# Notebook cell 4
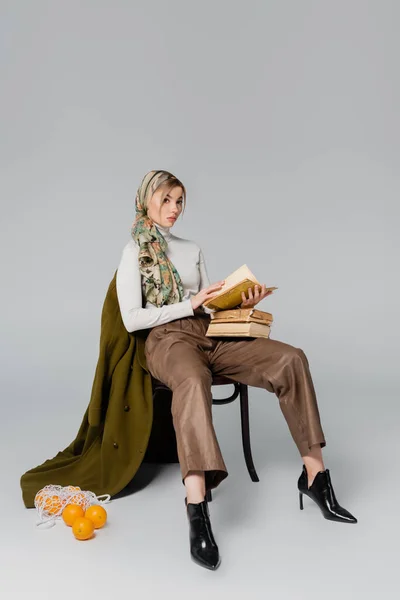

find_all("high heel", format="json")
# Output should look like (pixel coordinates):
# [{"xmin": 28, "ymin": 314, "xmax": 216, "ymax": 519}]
[
  {"xmin": 298, "ymin": 465, "xmax": 358, "ymax": 524},
  {"xmin": 185, "ymin": 497, "xmax": 221, "ymax": 570}
]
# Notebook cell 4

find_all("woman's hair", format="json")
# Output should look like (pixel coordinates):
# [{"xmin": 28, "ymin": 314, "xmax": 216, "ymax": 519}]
[
  {"xmin": 131, "ymin": 170, "xmax": 187, "ymax": 307},
  {"xmin": 143, "ymin": 170, "xmax": 187, "ymax": 216}
]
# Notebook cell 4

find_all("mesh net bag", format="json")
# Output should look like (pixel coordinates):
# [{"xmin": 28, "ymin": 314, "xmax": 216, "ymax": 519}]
[{"xmin": 34, "ymin": 484, "xmax": 111, "ymax": 529}]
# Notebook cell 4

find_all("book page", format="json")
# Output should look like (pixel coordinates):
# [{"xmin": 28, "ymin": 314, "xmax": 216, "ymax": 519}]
[{"xmin": 221, "ymin": 264, "xmax": 259, "ymax": 291}]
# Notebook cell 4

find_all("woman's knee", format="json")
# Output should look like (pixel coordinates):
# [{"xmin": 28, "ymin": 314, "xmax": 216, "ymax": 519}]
[
  {"xmin": 282, "ymin": 345, "xmax": 308, "ymax": 365},
  {"xmin": 294, "ymin": 347, "xmax": 307, "ymax": 360}
]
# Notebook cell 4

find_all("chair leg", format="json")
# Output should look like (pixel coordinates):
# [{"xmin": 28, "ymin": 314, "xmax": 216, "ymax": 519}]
[
  {"xmin": 206, "ymin": 489, "xmax": 213, "ymax": 503},
  {"xmin": 239, "ymin": 383, "xmax": 259, "ymax": 482}
]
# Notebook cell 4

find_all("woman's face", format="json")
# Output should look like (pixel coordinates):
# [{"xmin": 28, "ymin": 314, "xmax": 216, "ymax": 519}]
[{"xmin": 147, "ymin": 185, "xmax": 184, "ymax": 228}]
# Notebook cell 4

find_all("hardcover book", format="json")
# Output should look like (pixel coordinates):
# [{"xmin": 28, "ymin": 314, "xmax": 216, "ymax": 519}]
[
  {"xmin": 210, "ymin": 307, "xmax": 273, "ymax": 324},
  {"xmin": 206, "ymin": 321, "xmax": 271, "ymax": 339}
]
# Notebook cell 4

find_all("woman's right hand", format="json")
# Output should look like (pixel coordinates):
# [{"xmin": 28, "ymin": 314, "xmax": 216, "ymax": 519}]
[{"xmin": 190, "ymin": 281, "xmax": 225, "ymax": 310}]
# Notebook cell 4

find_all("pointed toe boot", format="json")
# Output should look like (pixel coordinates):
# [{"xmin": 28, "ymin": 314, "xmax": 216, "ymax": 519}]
[
  {"xmin": 298, "ymin": 465, "xmax": 358, "ymax": 524},
  {"xmin": 185, "ymin": 497, "xmax": 221, "ymax": 570}
]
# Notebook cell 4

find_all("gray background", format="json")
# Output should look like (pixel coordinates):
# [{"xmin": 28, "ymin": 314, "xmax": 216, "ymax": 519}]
[{"xmin": 1, "ymin": 1, "xmax": 398, "ymax": 598}]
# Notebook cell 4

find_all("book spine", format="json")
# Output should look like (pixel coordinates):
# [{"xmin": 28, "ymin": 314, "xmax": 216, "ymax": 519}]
[
  {"xmin": 211, "ymin": 308, "xmax": 273, "ymax": 321},
  {"xmin": 211, "ymin": 317, "xmax": 272, "ymax": 325}
]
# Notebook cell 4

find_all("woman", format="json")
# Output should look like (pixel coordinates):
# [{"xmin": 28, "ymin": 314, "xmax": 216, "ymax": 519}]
[{"xmin": 116, "ymin": 169, "xmax": 357, "ymax": 571}]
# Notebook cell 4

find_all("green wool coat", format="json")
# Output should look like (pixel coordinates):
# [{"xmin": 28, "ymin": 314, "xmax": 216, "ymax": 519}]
[{"xmin": 20, "ymin": 272, "xmax": 178, "ymax": 508}]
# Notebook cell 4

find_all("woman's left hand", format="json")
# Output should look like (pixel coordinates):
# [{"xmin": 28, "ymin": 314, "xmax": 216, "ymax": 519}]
[{"xmin": 240, "ymin": 284, "xmax": 273, "ymax": 309}]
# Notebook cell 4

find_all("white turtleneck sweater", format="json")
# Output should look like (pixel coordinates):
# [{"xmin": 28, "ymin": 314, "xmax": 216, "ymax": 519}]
[{"xmin": 116, "ymin": 224, "xmax": 214, "ymax": 332}]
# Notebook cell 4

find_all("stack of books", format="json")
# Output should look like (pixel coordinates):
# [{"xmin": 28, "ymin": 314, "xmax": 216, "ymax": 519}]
[
  {"xmin": 203, "ymin": 265, "xmax": 277, "ymax": 339},
  {"xmin": 206, "ymin": 307, "xmax": 273, "ymax": 338}
]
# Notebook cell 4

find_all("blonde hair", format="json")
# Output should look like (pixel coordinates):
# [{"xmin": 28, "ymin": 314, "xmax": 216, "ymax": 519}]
[{"xmin": 143, "ymin": 170, "xmax": 187, "ymax": 217}]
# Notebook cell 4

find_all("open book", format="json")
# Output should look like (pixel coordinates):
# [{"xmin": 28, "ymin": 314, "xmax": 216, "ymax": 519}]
[{"xmin": 203, "ymin": 264, "xmax": 278, "ymax": 311}]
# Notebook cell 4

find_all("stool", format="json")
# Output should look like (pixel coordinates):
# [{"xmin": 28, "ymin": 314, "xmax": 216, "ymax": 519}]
[{"xmin": 151, "ymin": 374, "xmax": 259, "ymax": 502}]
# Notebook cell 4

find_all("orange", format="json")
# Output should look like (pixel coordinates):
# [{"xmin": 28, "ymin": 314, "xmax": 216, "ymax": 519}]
[
  {"xmin": 72, "ymin": 517, "xmax": 95, "ymax": 540},
  {"xmin": 84, "ymin": 505, "xmax": 107, "ymax": 529},
  {"xmin": 44, "ymin": 495, "xmax": 63, "ymax": 515},
  {"xmin": 62, "ymin": 503, "xmax": 85, "ymax": 526},
  {"xmin": 34, "ymin": 492, "xmax": 44, "ymax": 506},
  {"xmin": 68, "ymin": 492, "xmax": 87, "ymax": 506}
]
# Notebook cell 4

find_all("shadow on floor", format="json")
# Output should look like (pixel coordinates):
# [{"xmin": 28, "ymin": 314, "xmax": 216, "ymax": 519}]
[{"xmin": 112, "ymin": 462, "xmax": 165, "ymax": 500}]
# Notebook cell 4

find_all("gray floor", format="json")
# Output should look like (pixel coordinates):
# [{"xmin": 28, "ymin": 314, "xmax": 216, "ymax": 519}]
[{"xmin": 1, "ymin": 381, "xmax": 397, "ymax": 600}]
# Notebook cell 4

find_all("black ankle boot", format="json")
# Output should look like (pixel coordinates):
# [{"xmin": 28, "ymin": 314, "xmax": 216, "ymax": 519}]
[
  {"xmin": 185, "ymin": 497, "xmax": 221, "ymax": 570},
  {"xmin": 298, "ymin": 465, "xmax": 358, "ymax": 523}
]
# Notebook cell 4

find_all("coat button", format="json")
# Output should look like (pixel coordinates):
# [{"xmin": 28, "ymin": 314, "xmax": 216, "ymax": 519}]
[
  {"xmin": 124, "ymin": 405, "xmax": 130, "ymax": 412},
  {"xmin": 113, "ymin": 442, "xmax": 119, "ymax": 449}
]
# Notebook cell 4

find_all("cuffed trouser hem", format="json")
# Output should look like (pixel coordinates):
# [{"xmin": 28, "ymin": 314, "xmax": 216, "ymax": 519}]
[
  {"xmin": 181, "ymin": 467, "xmax": 229, "ymax": 492},
  {"xmin": 296, "ymin": 437, "xmax": 327, "ymax": 457}
]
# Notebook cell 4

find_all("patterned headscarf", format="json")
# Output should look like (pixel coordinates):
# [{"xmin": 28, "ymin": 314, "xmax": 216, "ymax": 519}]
[{"xmin": 131, "ymin": 170, "xmax": 185, "ymax": 307}]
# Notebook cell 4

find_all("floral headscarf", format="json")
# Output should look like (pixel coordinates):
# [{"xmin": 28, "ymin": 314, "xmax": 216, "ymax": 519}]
[{"xmin": 131, "ymin": 170, "xmax": 185, "ymax": 307}]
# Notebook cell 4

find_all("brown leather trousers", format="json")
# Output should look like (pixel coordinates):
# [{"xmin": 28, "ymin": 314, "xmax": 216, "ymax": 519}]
[{"xmin": 144, "ymin": 309, "xmax": 326, "ymax": 492}]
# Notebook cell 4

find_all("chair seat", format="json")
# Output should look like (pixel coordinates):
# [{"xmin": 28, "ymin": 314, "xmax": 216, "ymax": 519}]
[
  {"xmin": 152, "ymin": 373, "xmax": 238, "ymax": 390},
  {"xmin": 211, "ymin": 374, "xmax": 238, "ymax": 386}
]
